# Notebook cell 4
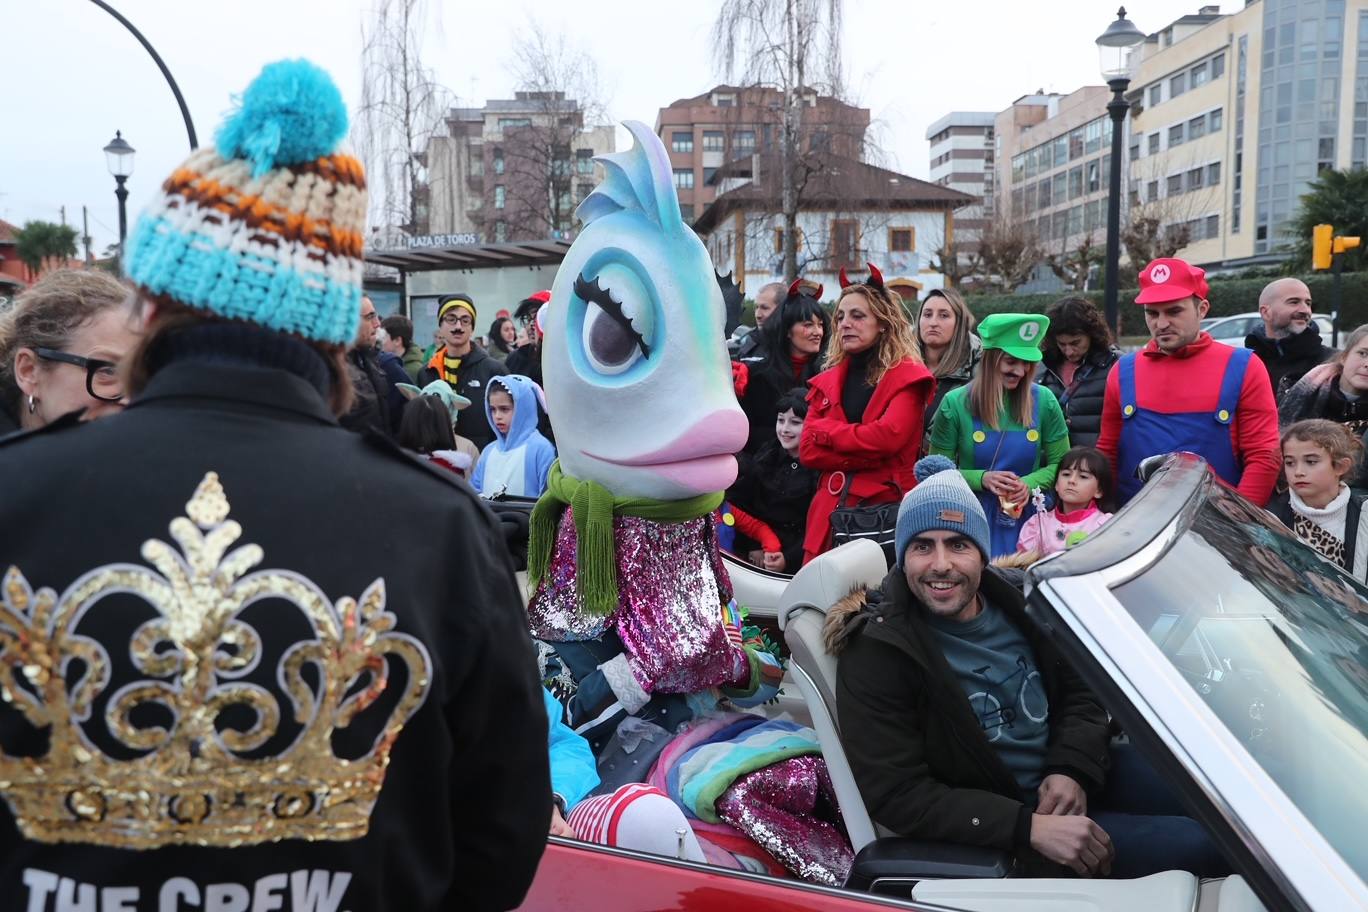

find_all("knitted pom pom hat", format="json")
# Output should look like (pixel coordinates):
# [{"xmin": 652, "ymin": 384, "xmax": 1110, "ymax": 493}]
[
  {"xmin": 124, "ymin": 59, "xmax": 366, "ymax": 346},
  {"xmin": 894, "ymin": 455, "xmax": 991, "ymax": 565}
]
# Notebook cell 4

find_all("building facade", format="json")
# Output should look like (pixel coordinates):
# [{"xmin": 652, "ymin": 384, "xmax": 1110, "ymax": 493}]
[
  {"xmin": 421, "ymin": 92, "xmax": 614, "ymax": 243},
  {"xmin": 692, "ymin": 154, "xmax": 973, "ymax": 299},
  {"xmin": 997, "ymin": 87, "xmax": 1119, "ymax": 273},
  {"xmin": 1128, "ymin": 0, "xmax": 1368, "ymax": 270},
  {"xmin": 655, "ymin": 85, "xmax": 870, "ymax": 224},
  {"xmin": 925, "ymin": 111, "xmax": 996, "ymax": 260}
]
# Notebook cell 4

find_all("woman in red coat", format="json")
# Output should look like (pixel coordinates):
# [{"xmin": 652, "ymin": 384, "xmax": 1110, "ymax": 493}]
[{"xmin": 800, "ymin": 266, "xmax": 935, "ymax": 563}]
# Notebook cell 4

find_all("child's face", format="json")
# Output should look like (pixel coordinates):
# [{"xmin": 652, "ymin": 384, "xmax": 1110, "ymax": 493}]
[
  {"xmin": 1283, "ymin": 437, "xmax": 1348, "ymax": 504},
  {"xmin": 775, "ymin": 409, "xmax": 804, "ymax": 453},
  {"xmin": 489, "ymin": 389, "xmax": 515, "ymax": 436},
  {"xmin": 1056, "ymin": 462, "xmax": 1101, "ymax": 509}
]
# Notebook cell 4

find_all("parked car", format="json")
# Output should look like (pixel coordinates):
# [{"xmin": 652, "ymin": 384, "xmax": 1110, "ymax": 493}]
[
  {"xmin": 511, "ymin": 452, "xmax": 1367, "ymax": 911},
  {"xmin": 1201, "ymin": 312, "xmax": 1339, "ymax": 346}
]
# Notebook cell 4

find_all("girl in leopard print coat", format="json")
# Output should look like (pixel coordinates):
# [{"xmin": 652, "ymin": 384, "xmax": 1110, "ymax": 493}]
[{"xmin": 1266, "ymin": 419, "xmax": 1368, "ymax": 580}]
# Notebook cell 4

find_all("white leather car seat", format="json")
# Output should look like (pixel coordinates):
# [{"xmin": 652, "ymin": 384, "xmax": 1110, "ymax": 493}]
[
  {"xmin": 777, "ymin": 539, "xmax": 888, "ymax": 852},
  {"xmin": 912, "ymin": 870, "xmax": 1199, "ymax": 912}
]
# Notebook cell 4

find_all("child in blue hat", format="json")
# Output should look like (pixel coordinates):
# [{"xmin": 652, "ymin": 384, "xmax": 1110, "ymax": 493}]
[{"xmin": 928, "ymin": 313, "xmax": 1072, "ymax": 558}]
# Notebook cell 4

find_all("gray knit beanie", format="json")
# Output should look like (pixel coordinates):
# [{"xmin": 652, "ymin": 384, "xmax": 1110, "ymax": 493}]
[{"xmin": 894, "ymin": 455, "xmax": 991, "ymax": 564}]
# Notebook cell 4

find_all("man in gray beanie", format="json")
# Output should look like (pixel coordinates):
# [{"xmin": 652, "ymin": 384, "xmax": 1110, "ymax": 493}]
[{"xmin": 825, "ymin": 456, "xmax": 1228, "ymax": 879}]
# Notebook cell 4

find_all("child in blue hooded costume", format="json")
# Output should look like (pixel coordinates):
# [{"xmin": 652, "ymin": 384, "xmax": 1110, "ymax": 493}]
[{"xmin": 472, "ymin": 374, "xmax": 557, "ymax": 498}]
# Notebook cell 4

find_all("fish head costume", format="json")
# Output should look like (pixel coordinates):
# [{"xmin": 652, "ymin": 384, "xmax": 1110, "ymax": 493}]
[{"xmin": 541, "ymin": 121, "xmax": 747, "ymax": 501}]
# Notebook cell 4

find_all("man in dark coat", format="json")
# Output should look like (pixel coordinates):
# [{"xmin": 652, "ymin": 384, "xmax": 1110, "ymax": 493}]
[
  {"xmin": 504, "ymin": 291, "xmax": 549, "ymax": 388},
  {"xmin": 341, "ymin": 295, "xmax": 397, "ymax": 437},
  {"xmin": 0, "ymin": 59, "xmax": 549, "ymax": 912},
  {"xmin": 1245, "ymin": 277, "xmax": 1334, "ymax": 400},
  {"xmin": 827, "ymin": 456, "xmax": 1228, "ymax": 879},
  {"xmin": 418, "ymin": 294, "xmax": 508, "ymax": 449}
]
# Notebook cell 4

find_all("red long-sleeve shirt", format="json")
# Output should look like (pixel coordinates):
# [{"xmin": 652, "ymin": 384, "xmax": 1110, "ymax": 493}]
[{"xmin": 1096, "ymin": 332, "xmax": 1281, "ymax": 506}]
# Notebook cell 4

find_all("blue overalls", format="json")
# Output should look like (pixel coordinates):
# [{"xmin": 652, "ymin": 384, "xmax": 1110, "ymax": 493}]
[
  {"xmin": 1116, "ymin": 347, "xmax": 1251, "ymax": 502},
  {"xmin": 972, "ymin": 388, "xmax": 1043, "ymax": 558}
]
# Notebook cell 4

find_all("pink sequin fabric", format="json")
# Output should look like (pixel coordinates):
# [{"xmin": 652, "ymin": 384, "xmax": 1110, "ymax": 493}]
[
  {"xmin": 526, "ymin": 510, "xmax": 747, "ymax": 694},
  {"xmin": 716, "ymin": 756, "xmax": 854, "ymax": 886}
]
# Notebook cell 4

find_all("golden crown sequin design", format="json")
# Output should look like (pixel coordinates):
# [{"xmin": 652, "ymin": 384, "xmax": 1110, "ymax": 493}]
[{"xmin": 0, "ymin": 472, "xmax": 432, "ymax": 848}]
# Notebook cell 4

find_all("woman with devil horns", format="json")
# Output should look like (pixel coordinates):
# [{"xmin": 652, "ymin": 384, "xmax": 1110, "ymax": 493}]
[
  {"xmin": 799, "ymin": 264, "xmax": 935, "ymax": 563},
  {"xmin": 736, "ymin": 280, "xmax": 831, "ymax": 453}
]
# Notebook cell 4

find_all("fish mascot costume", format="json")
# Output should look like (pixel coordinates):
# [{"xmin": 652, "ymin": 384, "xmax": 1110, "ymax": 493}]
[{"xmin": 526, "ymin": 123, "xmax": 850, "ymax": 884}]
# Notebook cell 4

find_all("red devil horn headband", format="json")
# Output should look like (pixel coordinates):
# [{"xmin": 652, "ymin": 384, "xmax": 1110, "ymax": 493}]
[
  {"xmin": 787, "ymin": 279, "xmax": 804, "ymax": 299},
  {"xmin": 866, "ymin": 262, "xmax": 884, "ymax": 288},
  {"xmin": 838, "ymin": 267, "xmax": 851, "ymax": 289}
]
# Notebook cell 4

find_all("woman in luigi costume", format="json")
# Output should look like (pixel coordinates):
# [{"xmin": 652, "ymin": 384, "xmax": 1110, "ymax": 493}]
[{"xmin": 929, "ymin": 312, "xmax": 1072, "ymax": 557}]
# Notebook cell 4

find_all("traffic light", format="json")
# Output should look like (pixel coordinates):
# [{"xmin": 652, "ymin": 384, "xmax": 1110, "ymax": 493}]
[
  {"xmin": 1313, "ymin": 224, "xmax": 1333, "ymax": 270},
  {"xmin": 1334, "ymin": 235, "xmax": 1361, "ymax": 255}
]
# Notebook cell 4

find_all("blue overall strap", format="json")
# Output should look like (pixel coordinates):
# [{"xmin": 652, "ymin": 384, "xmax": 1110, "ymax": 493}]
[
  {"xmin": 1214, "ymin": 347, "xmax": 1252, "ymax": 426},
  {"xmin": 1117, "ymin": 353, "xmax": 1139, "ymax": 420}
]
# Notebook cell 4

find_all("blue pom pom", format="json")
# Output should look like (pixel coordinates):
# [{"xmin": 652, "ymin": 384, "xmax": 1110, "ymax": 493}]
[
  {"xmin": 914, "ymin": 454, "xmax": 957, "ymax": 483},
  {"xmin": 216, "ymin": 59, "xmax": 348, "ymax": 178}
]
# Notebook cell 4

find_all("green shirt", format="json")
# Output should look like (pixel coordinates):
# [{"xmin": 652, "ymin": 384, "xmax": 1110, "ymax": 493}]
[{"xmin": 929, "ymin": 383, "xmax": 1070, "ymax": 493}]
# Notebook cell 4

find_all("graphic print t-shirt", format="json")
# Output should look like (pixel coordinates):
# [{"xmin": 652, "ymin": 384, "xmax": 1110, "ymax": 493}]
[{"xmin": 929, "ymin": 598, "xmax": 1050, "ymax": 795}]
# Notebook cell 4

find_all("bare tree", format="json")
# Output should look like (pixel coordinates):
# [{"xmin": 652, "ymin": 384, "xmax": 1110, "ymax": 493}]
[
  {"xmin": 1123, "ymin": 154, "xmax": 1222, "ymax": 271},
  {"xmin": 974, "ymin": 210, "xmax": 1044, "ymax": 293},
  {"xmin": 1045, "ymin": 232, "xmax": 1103, "ymax": 291},
  {"xmin": 353, "ymin": 0, "xmax": 452, "ymax": 235},
  {"xmin": 496, "ymin": 22, "xmax": 609, "ymax": 241},
  {"xmin": 713, "ymin": 0, "xmax": 846, "ymax": 280}
]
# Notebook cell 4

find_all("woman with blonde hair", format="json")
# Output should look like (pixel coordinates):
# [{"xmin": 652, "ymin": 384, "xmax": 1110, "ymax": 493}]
[
  {"xmin": 799, "ymin": 265, "xmax": 934, "ymax": 563},
  {"xmin": 930, "ymin": 312, "xmax": 1071, "ymax": 557},
  {"xmin": 917, "ymin": 286, "xmax": 981, "ymax": 433},
  {"xmin": 0, "ymin": 268, "xmax": 138, "ymax": 434}
]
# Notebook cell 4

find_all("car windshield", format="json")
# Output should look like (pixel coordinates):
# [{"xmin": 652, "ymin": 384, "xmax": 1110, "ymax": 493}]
[{"xmin": 1110, "ymin": 484, "xmax": 1368, "ymax": 878}]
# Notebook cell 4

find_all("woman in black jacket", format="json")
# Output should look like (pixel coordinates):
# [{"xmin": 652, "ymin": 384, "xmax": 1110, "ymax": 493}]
[
  {"xmin": 1036, "ymin": 296, "xmax": 1119, "ymax": 449},
  {"xmin": 736, "ymin": 284, "xmax": 830, "ymax": 453},
  {"xmin": 728, "ymin": 388, "xmax": 819, "ymax": 573}
]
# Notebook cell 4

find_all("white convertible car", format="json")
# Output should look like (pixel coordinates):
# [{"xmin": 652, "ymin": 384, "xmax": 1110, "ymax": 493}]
[{"xmin": 501, "ymin": 451, "xmax": 1368, "ymax": 912}]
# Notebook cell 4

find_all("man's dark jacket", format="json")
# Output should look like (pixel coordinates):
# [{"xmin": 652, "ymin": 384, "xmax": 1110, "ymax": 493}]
[
  {"xmin": 0, "ymin": 333, "xmax": 549, "ymax": 912},
  {"xmin": 1245, "ymin": 324, "xmax": 1335, "ymax": 401},
  {"xmin": 1037, "ymin": 346, "xmax": 1120, "ymax": 450},
  {"xmin": 418, "ymin": 343, "xmax": 508, "ymax": 450},
  {"xmin": 828, "ymin": 567, "xmax": 1110, "ymax": 857},
  {"xmin": 341, "ymin": 346, "xmax": 395, "ymax": 438}
]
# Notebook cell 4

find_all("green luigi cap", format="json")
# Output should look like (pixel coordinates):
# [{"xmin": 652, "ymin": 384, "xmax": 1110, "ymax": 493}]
[{"xmin": 977, "ymin": 313, "xmax": 1050, "ymax": 362}]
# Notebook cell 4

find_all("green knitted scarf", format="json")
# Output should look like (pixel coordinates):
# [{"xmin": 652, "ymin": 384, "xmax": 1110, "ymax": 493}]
[{"xmin": 527, "ymin": 461, "xmax": 723, "ymax": 617}]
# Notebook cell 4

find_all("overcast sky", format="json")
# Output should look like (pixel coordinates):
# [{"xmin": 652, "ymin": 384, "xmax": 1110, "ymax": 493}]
[{"xmin": 4, "ymin": 0, "xmax": 1214, "ymax": 254}]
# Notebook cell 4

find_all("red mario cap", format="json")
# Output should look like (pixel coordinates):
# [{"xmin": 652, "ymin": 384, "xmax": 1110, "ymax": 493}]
[{"xmin": 1135, "ymin": 258, "xmax": 1209, "ymax": 305}]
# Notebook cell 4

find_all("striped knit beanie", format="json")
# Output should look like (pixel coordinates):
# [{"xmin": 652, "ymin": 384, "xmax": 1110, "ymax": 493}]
[
  {"xmin": 894, "ymin": 455, "xmax": 991, "ymax": 564},
  {"xmin": 124, "ymin": 59, "xmax": 366, "ymax": 346}
]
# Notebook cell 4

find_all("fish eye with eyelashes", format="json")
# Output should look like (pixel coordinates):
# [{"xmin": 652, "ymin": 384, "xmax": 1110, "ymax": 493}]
[{"xmin": 574, "ymin": 272, "xmax": 652, "ymax": 375}]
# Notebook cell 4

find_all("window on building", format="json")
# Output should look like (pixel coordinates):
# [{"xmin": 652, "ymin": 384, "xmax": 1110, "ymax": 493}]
[
  {"xmin": 1069, "ymin": 127, "xmax": 1085, "ymax": 160},
  {"xmin": 1319, "ymin": 137, "xmax": 1336, "ymax": 171},
  {"xmin": 672, "ymin": 132, "xmax": 694, "ymax": 153},
  {"xmin": 494, "ymin": 148, "xmax": 505, "ymax": 174},
  {"xmin": 1147, "ymin": 179, "xmax": 1160, "ymax": 200},
  {"xmin": 577, "ymin": 181, "xmax": 594, "ymax": 200},
  {"xmin": 1012, "ymin": 153, "xmax": 1026, "ymax": 182},
  {"xmin": 735, "ymin": 130, "xmax": 756, "ymax": 151},
  {"xmin": 714, "ymin": 93, "xmax": 735, "ymax": 107},
  {"xmin": 830, "ymin": 220, "xmax": 858, "ymax": 268},
  {"xmin": 498, "ymin": 118, "xmax": 532, "ymax": 130},
  {"xmin": 680, "ymin": 204, "xmax": 695, "ymax": 222},
  {"xmin": 1148, "ymin": 132, "xmax": 1161, "ymax": 154},
  {"xmin": 1085, "ymin": 119, "xmax": 1103, "ymax": 155},
  {"xmin": 1208, "ymin": 162, "xmax": 1222, "ymax": 184},
  {"xmin": 1167, "ymin": 173, "xmax": 1184, "ymax": 195},
  {"xmin": 1052, "ymin": 172, "xmax": 1067, "ymax": 202},
  {"xmin": 1191, "ymin": 61, "xmax": 1209, "ymax": 88},
  {"xmin": 494, "ymin": 221, "xmax": 508, "ymax": 243},
  {"xmin": 576, "ymin": 149, "xmax": 594, "ymax": 174},
  {"xmin": 1211, "ymin": 53, "xmax": 1225, "ymax": 79},
  {"xmin": 1130, "ymin": 139, "xmax": 1141, "ymax": 161},
  {"xmin": 1067, "ymin": 206, "xmax": 1083, "ymax": 237},
  {"xmin": 1188, "ymin": 167, "xmax": 1205, "ymax": 189},
  {"xmin": 1052, "ymin": 135, "xmax": 1068, "ymax": 165},
  {"xmin": 1086, "ymin": 159, "xmax": 1101, "ymax": 193},
  {"xmin": 1038, "ymin": 177, "xmax": 1052, "ymax": 208},
  {"xmin": 1170, "ymin": 73, "xmax": 1186, "ymax": 98},
  {"xmin": 494, "ymin": 185, "xmax": 505, "ymax": 209},
  {"xmin": 1069, "ymin": 166, "xmax": 1084, "ymax": 199},
  {"xmin": 1149, "ymin": 84, "xmax": 1163, "ymax": 107},
  {"xmin": 1209, "ymin": 108, "xmax": 1223, "ymax": 132},
  {"xmin": 673, "ymin": 169, "xmax": 694, "ymax": 189},
  {"xmin": 470, "ymin": 155, "xmax": 484, "ymax": 177},
  {"xmin": 889, "ymin": 228, "xmax": 915, "ymax": 252},
  {"xmin": 703, "ymin": 131, "xmax": 724, "ymax": 152},
  {"xmin": 1206, "ymin": 214, "xmax": 1220, "ymax": 238},
  {"xmin": 1169, "ymin": 123, "xmax": 1185, "ymax": 146},
  {"xmin": 1188, "ymin": 116, "xmax": 1207, "ymax": 139}
]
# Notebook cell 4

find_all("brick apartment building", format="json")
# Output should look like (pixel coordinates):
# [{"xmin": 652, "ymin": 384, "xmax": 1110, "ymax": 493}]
[{"xmin": 655, "ymin": 85, "xmax": 870, "ymax": 223}]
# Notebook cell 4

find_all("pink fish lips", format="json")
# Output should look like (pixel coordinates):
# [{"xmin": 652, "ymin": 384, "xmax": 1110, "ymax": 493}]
[{"xmin": 584, "ymin": 409, "xmax": 749, "ymax": 494}]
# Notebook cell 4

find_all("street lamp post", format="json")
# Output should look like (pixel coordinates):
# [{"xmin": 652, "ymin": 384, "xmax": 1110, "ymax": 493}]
[
  {"xmin": 104, "ymin": 131, "xmax": 136, "ymax": 254},
  {"xmin": 1096, "ymin": 7, "xmax": 1146, "ymax": 338}
]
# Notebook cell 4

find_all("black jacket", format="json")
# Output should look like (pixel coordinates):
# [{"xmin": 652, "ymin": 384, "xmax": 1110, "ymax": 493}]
[
  {"xmin": 1037, "ymin": 346, "xmax": 1120, "ymax": 450},
  {"xmin": 341, "ymin": 347, "xmax": 395, "ymax": 438},
  {"xmin": 418, "ymin": 344, "xmax": 509, "ymax": 450},
  {"xmin": 1245, "ymin": 325, "xmax": 1335, "ymax": 400},
  {"xmin": 828, "ymin": 568, "xmax": 1110, "ymax": 860},
  {"xmin": 0, "ymin": 401, "xmax": 19, "ymax": 438},
  {"xmin": 728, "ymin": 441, "xmax": 818, "ymax": 571},
  {"xmin": 0, "ymin": 334, "xmax": 549, "ymax": 912},
  {"xmin": 737, "ymin": 348, "xmax": 818, "ymax": 454},
  {"xmin": 503, "ymin": 343, "xmax": 542, "ymax": 388}
]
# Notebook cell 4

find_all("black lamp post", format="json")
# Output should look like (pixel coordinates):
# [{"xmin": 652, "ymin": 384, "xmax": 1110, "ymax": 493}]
[
  {"xmin": 1097, "ymin": 7, "xmax": 1146, "ymax": 337},
  {"xmin": 104, "ymin": 131, "xmax": 136, "ymax": 254}
]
